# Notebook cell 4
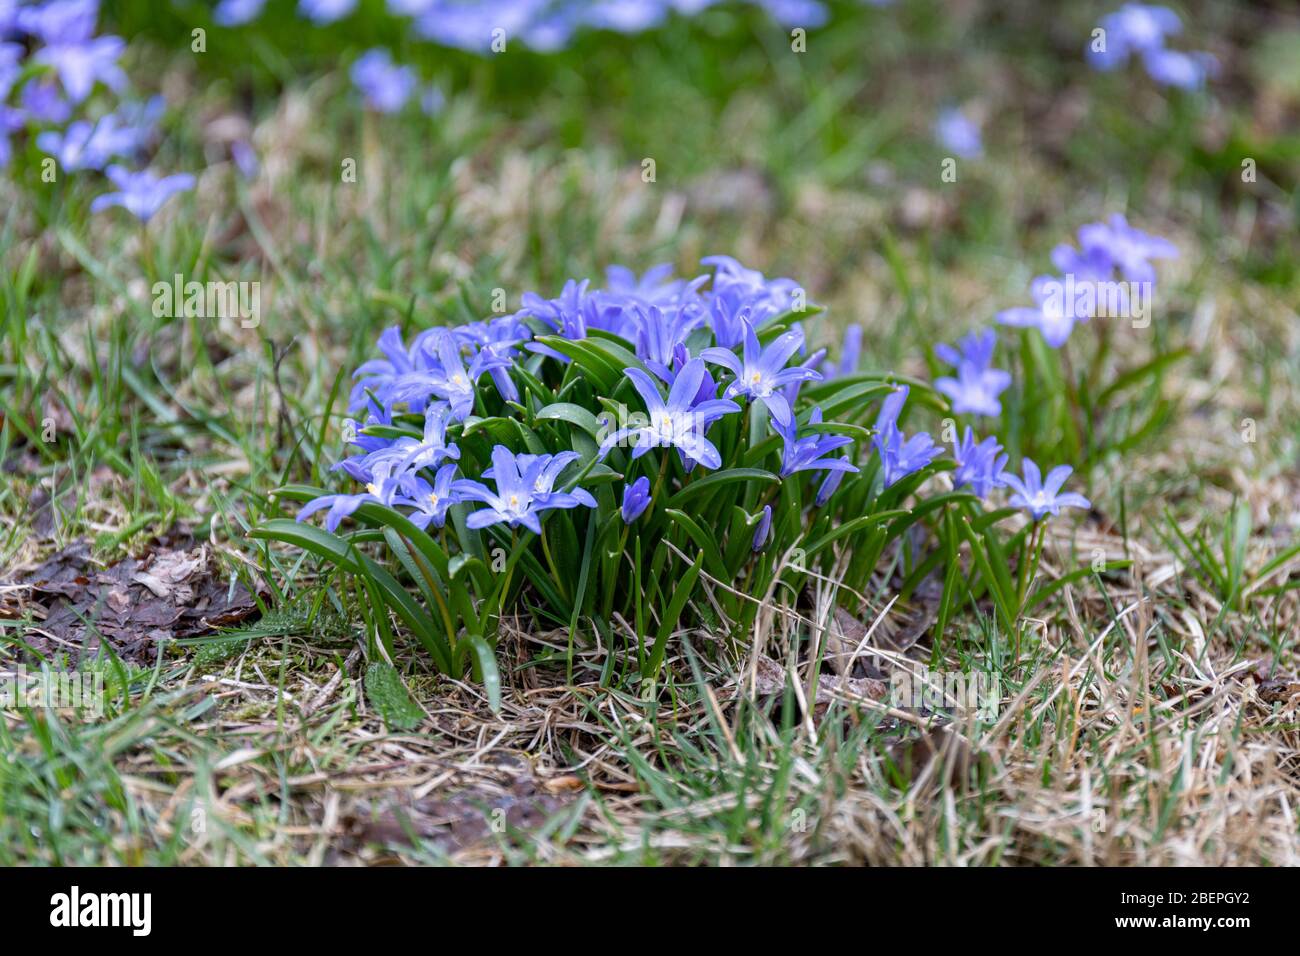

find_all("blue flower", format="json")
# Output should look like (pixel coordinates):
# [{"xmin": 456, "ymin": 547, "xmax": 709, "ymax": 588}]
[
  {"xmin": 389, "ymin": 401, "xmax": 460, "ymax": 472},
  {"xmin": 390, "ymin": 330, "xmax": 509, "ymax": 420},
  {"xmin": 1086, "ymin": 4, "xmax": 1181, "ymax": 71},
  {"xmin": 1002, "ymin": 458, "xmax": 1091, "ymax": 520},
  {"xmin": 350, "ymin": 326, "xmax": 417, "ymax": 412},
  {"xmin": 0, "ymin": 105, "xmax": 22, "ymax": 168},
  {"xmin": 701, "ymin": 321, "xmax": 821, "ymax": 429},
  {"xmin": 823, "ymin": 323, "xmax": 862, "ymax": 378},
  {"xmin": 90, "ymin": 165, "xmax": 194, "ymax": 222},
  {"xmin": 351, "ymin": 48, "xmax": 417, "ymax": 113},
  {"xmin": 873, "ymin": 386, "xmax": 940, "ymax": 487},
  {"xmin": 232, "ymin": 140, "xmax": 259, "ymax": 179},
  {"xmin": 34, "ymin": 33, "xmax": 126, "ymax": 103},
  {"xmin": 603, "ymin": 262, "xmax": 694, "ymax": 307},
  {"xmin": 951, "ymin": 428, "xmax": 1007, "ymax": 499},
  {"xmin": 1077, "ymin": 214, "xmax": 1177, "ymax": 283},
  {"xmin": 486, "ymin": 450, "xmax": 597, "ymax": 510},
  {"xmin": 934, "ymin": 107, "xmax": 982, "ymax": 159},
  {"xmin": 519, "ymin": 10, "xmax": 581, "ymax": 52},
  {"xmin": 214, "ymin": 0, "xmax": 267, "ymax": 25},
  {"xmin": 703, "ymin": 255, "xmax": 803, "ymax": 340},
  {"xmin": 762, "ymin": 0, "xmax": 829, "ymax": 28},
  {"xmin": 1050, "ymin": 241, "xmax": 1116, "ymax": 283},
  {"xmin": 36, "ymin": 120, "xmax": 104, "ymax": 171},
  {"xmin": 815, "ymin": 463, "xmax": 850, "ymax": 506},
  {"xmin": 17, "ymin": 0, "xmax": 99, "ymax": 45},
  {"xmin": 752, "ymin": 505, "xmax": 773, "ymax": 552},
  {"xmin": 21, "ymin": 80, "xmax": 73, "ymax": 124},
  {"xmin": 598, "ymin": 358, "xmax": 740, "ymax": 470},
  {"xmin": 0, "ymin": 41, "xmax": 22, "ymax": 92},
  {"xmin": 394, "ymin": 463, "xmax": 461, "ymax": 531},
  {"xmin": 1142, "ymin": 48, "xmax": 1216, "ymax": 90},
  {"xmin": 996, "ymin": 275, "xmax": 1084, "ymax": 349},
  {"xmin": 36, "ymin": 110, "xmax": 145, "ymax": 172},
  {"xmin": 297, "ymin": 461, "xmax": 403, "ymax": 532},
  {"xmin": 584, "ymin": 1, "xmax": 669, "ymax": 33},
  {"xmin": 520, "ymin": 278, "xmax": 624, "ymax": 360},
  {"xmin": 934, "ymin": 329, "xmax": 1011, "ymax": 417},
  {"xmin": 453, "ymin": 445, "xmax": 593, "ymax": 534},
  {"xmin": 453, "ymin": 315, "xmax": 530, "ymax": 404},
  {"xmin": 1086, "ymin": 4, "xmax": 1180, "ymax": 66},
  {"xmin": 631, "ymin": 303, "xmax": 704, "ymax": 381},
  {"xmin": 620, "ymin": 475, "xmax": 652, "ymax": 523},
  {"xmin": 775, "ymin": 407, "xmax": 859, "ymax": 479},
  {"xmin": 412, "ymin": 2, "xmax": 508, "ymax": 54},
  {"xmin": 1085, "ymin": 5, "xmax": 1214, "ymax": 89},
  {"xmin": 299, "ymin": 0, "xmax": 356, "ymax": 25}
]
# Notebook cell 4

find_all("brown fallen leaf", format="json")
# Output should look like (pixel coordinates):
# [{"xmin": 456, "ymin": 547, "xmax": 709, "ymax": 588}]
[
  {"xmin": 341, "ymin": 773, "xmax": 572, "ymax": 855},
  {"xmin": 824, "ymin": 607, "xmax": 870, "ymax": 676},
  {"xmin": 1258, "ymin": 680, "xmax": 1299, "ymax": 706},
  {"xmin": 748, "ymin": 655, "xmax": 887, "ymax": 726},
  {"xmin": 6, "ymin": 534, "xmax": 263, "ymax": 666},
  {"xmin": 541, "ymin": 775, "xmax": 586, "ymax": 794}
]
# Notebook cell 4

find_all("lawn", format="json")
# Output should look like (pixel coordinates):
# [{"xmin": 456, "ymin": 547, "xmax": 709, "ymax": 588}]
[{"xmin": 1, "ymin": 0, "xmax": 1298, "ymax": 866}]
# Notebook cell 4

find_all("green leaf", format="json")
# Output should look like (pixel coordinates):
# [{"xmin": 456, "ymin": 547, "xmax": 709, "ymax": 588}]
[
  {"xmin": 250, "ymin": 519, "xmax": 452, "ymax": 673},
  {"xmin": 361, "ymin": 424, "xmax": 423, "ymax": 442},
  {"xmin": 364, "ymin": 661, "xmax": 423, "ymax": 731},
  {"xmin": 810, "ymin": 381, "xmax": 897, "ymax": 421},
  {"xmin": 802, "ymin": 509, "xmax": 908, "ymax": 560},
  {"xmin": 644, "ymin": 548, "xmax": 706, "ymax": 680},
  {"xmin": 666, "ymin": 509, "xmax": 729, "ymax": 580},
  {"xmin": 536, "ymin": 402, "xmax": 605, "ymax": 440},
  {"xmin": 534, "ymin": 336, "xmax": 621, "ymax": 392},
  {"xmin": 1096, "ymin": 348, "xmax": 1190, "ymax": 404},
  {"xmin": 464, "ymin": 635, "xmax": 502, "ymax": 712},
  {"xmin": 250, "ymin": 518, "xmax": 363, "ymax": 574},
  {"xmin": 1027, "ymin": 560, "xmax": 1133, "ymax": 610},
  {"xmin": 666, "ymin": 468, "xmax": 780, "ymax": 508}
]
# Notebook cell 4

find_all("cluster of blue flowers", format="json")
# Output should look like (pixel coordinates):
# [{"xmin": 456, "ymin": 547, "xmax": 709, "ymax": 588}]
[
  {"xmin": 217, "ymin": 0, "xmax": 854, "ymax": 47},
  {"xmin": 996, "ymin": 214, "xmax": 1177, "ymax": 347},
  {"xmin": 205, "ymin": 3, "xmax": 1214, "ymax": 137},
  {"xmin": 308, "ymin": 256, "xmax": 830, "ymax": 535},
  {"xmin": 217, "ymin": 0, "xmax": 882, "ymax": 114},
  {"xmin": 300, "ymin": 254, "xmax": 1095, "ymax": 541},
  {"xmin": 0, "ymin": 0, "xmax": 195, "ymax": 220},
  {"xmin": 1087, "ymin": 4, "xmax": 1216, "ymax": 90},
  {"xmin": 921, "ymin": 214, "xmax": 1177, "ymax": 518},
  {"xmin": 892, "ymin": 338, "xmax": 1089, "ymax": 522},
  {"xmin": 350, "ymin": 47, "xmax": 446, "ymax": 115},
  {"xmin": 934, "ymin": 329, "xmax": 1010, "ymax": 417}
]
